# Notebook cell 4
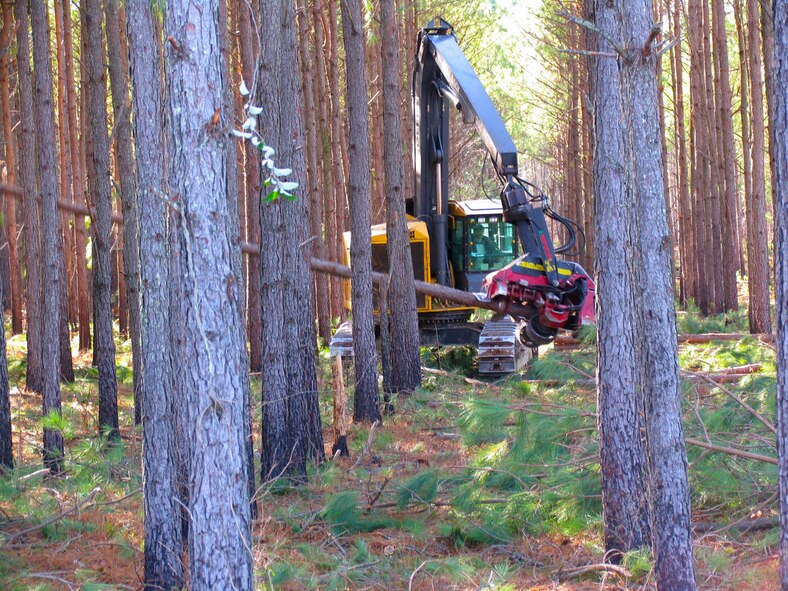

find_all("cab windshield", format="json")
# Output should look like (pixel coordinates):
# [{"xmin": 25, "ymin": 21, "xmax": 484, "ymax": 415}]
[{"xmin": 467, "ymin": 217, "xmax": 516, "ymax": 272}]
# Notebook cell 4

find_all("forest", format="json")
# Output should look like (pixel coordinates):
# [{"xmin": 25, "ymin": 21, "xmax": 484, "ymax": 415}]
[{"xmin": 0, "ymin": 0, "xmax": 788, "ymax": 590}]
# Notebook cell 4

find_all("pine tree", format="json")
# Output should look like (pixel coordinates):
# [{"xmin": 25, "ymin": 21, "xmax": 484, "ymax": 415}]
[
  {"xmin": 771, "ymin": 3, "xmax": 788, "ymax": 588},
  {"xmin": 164, "ymin": 0, "xmax": 253, "ymax": 586},
  {"xmin": 14, "ymin": 0, "xmax": 43, "ymax": 394},
  {"xmin": 84, "ymin": 0, "xmax": 119, "ymax": 439},
  {"xmin": 127, "ymin": 0, "xmax": 184, "ymax": 586},
  {"xmin": 590, "ymin": 0, "xmax": 651, "ymax": 558},
  {"xmin": 341, "ymin": 0, "xmax": 382, "ymax": 424},
  {"xmin": 30, "ymin": 0, "xmax": 65, "ymax": 474}
]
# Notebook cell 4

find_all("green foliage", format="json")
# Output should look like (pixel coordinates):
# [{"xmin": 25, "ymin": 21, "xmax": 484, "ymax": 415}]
[
  {"xmin": 41, "ymin": 410, "xmax": 76, "ymax": 441},
  {"xmin": 396, "ymin": 469, "xmax": 440, "ymax": 508},
  {"xmin": 623, "ymin": 548, "xmax": 653, "ymax": 581},
  {"xmin": 677, "ymin": 302, "xmax": 748, "ymax": 334}
]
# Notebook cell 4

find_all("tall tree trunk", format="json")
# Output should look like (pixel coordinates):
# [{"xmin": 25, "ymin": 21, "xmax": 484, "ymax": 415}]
[
  {"xmin": 772, "ymin": 6, "xmax": 788, "ymax": 589},
  {"xmin": 688, "ymin": 0, "xmax": 711, "ymax": 312},
  {"xmin": 105, "ymin": 0, "xmax": 142, "ymax": 425},
  {"xmin": 735, "ymin": 0, "xmax": 754, "ymax": 285},
  {"xmin": 237, "ymin": 0, "xmax": 263, "ymax": 372},
  {"xmin": 341, "ymin": 0, "xmax": 381, "ymax": 424},
  {"xmin": 62, "ymin": 0, "xmax": 91, "ymax": 352},
  {"xmin": 217, "ymin": 0, "xmax": 257, "ymax": 521},
  {"xmin": 701, "ymin": 0, "xmax": 724, "ymax": 312},
  {"xmin": 590, "ymin": 0, "xmax": 651, "ymax": 558},
  {"xmin": 164, "ymin": 1, "xmax": 253, "ymax": 587},
  {"xmin": 53, "ymin": 0, "xmax": 76, "ymax": 331},
  {"xmin": 621, "ymin": 2, "xmax": 696, "ymax": 588},
  {"xmin": 381, "ymin": 0, "xmax": 421, "ymax": 395},
  {"xmin": 15, "ymin": 0, "xmax": 43, "ymax": 394},
  {"xmin": 258, "ymin": 0, "xmax": 325, "ymax": 482},
  {"xmin": 85, "ymin": 0, "xmax": 119, "ymax": 439},
  {"xmin": 312, "ymin": 0, "xmax": 341, "ymax": 333},
  {"xmin": 326, "ymin": 0, "xmax": 348, "ymax": 323},
  {"xmin": 30, "ymin": 0, "xmax": 65, "ymax": 474},
  {"xmin": 295, "ymin": 0, "xmax": 331, "ymax": 344},
  {"xmin": 746, "ymin": 0, "xmax": 773, "ymax": 333},
  {"xmin": 0, "ymin": 2, "xmax": 22, "ymax": 335},
  {"xmin": 672, "ymin": 0, "xmax": 694, "ymax": 306},
  {"xmin": 127, "ymin": 0, "xmax": 185, "ymax": 584},
  {"xmin": 711, "ymin": 0, "xmax": 740, "ymax": 311}
]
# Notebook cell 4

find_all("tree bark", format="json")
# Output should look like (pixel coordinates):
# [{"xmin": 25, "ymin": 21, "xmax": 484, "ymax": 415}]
[
  {"xmin": 0, "ymin": 2, "xmax": 22, "ymax": 335},
  {"xmin": 341, "ymin": 0, "xmax": 382, "ymax": 424},
  {"xmin": 126, "ymin": 0, "xmax": 185, "ymax": 586},
  {"xmin": 590, "ymin": 0, "xmax": 651, "ymax": 558},
  {"xmin": 164, "ymin": 1, "xmax": 253, "ymax": 587},
  {"xmin": 30, "ymin": 0, "xmax": 65, "ymax": 474},
  {"xmin": 62, "ymin": 0, "xmax": 91, "ymax": 352},
  {"xmin": 237, "ymin": 0, "xmax": 263, "ymax": 372},
  {"xmin": 621, "ymin": 2, "xmax": 696, "ymax": 588},
  {"xmin": 257, "ymin": 0, "xmax": 325, "ymax": 482},
  {"xmin": 711, "ymin": 0, "xmax": 740, "ymax": 311},
  {"xmin": 671, "ymin": 0, "xmax": 694, "ymax": 306},
  {"xmin": 746, "ymin": 0, "xmax": 773, "ymax": 333},
  {"xmin": 15, "ymin": 0, "xmax": 43, "ymax": 394},
  {"xmin": 84, "ymin": 0, "xmax": 119, "ymax": 439},
  {"xmin": 381, "ymin": 0, "xmax": 421, "ymax": 395},
  {"xmin": 106, "ymin": 0, "xmax": 142, "ymax": 425},
  {"xmin": 771, "ymin": 4, "xmax": 788, "ymax": 588}
]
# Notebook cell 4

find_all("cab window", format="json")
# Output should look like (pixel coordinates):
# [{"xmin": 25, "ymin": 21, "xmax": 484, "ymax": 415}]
[{"xmin": 467, "ymin": 216, "xmax": 516, "ymax": 272}]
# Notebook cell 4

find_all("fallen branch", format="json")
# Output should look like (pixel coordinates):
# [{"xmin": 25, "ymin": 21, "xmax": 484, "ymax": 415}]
[
  {"xmin": 557, "ymin": 563, "xmax": 631, "ymax": 582},
  {"xmin": 685, "ymin": 437, "xmax": 776, "ymax": 465},
  {"xmin": 682, "ymin": 368, "xmax": 775, "ymax": 434},
  {"xmin": 5, "ymin": 487, "xmax": 101, "ymax": 544}
]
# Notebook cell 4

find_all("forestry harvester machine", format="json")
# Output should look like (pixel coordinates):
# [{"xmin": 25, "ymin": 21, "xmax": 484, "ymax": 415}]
[{"xmin": 331, "ymin": 18, "xmax": 595, "ymax": 375}]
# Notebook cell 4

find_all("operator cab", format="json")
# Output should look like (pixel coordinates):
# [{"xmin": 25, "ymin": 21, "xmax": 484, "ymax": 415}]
[{"xmin": 449, "ymin": 199, "xmax": 518, "ymax": 292}]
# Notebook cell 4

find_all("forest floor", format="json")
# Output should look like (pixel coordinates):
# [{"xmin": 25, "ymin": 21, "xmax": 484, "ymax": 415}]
[{"xmin": 0, "ymin": 304, "xmax": 781, "ymax": 590}]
